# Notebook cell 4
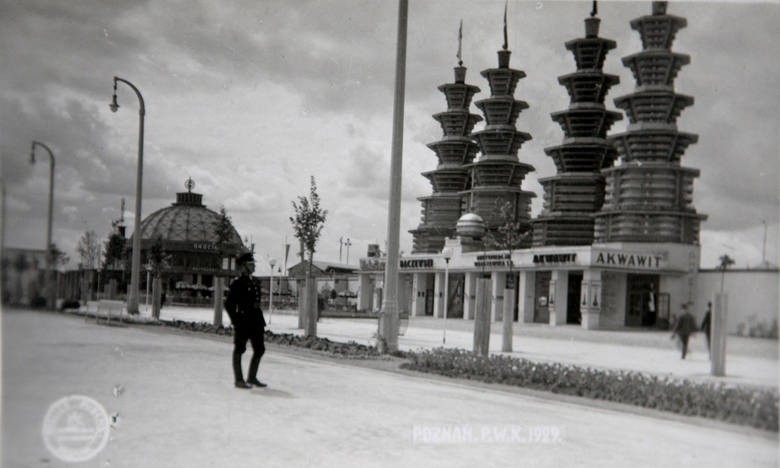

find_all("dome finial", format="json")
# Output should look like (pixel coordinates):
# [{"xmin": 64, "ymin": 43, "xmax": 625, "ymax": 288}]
[{"xmin": 185, "ymin": 177, "xmax": 195, "ymax": 193}]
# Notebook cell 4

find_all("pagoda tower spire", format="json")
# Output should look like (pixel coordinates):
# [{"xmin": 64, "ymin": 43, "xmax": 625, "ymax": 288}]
[
  {"xmin": 531, "ymin": 2, "xmax": 622, "ymax": 246},
  {"xmin": 410, "ymin": 22, "xmax": 482, "ymax": 253},
  {"xmin": 462, "ymin": 8, "xmax": 535, "ymax": 246},
  {"xmin": 594, "ymin": 1, "xmax": 706, "ymax": 243}
]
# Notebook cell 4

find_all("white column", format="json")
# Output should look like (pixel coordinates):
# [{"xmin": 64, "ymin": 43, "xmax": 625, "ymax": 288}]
[
  {"xmin": 358, "ymin": 273, "xmax": 372, "ymax": 311},
  {"xmin": 517, "ymin": 271, "xmax": 535, "ymax": 324},
  {"xmin": 711, "ymin": 293, "xmax": 728, "ymax": 376},
  {"xmin": 433, "ymin": 271, "xmax": 445, "ymax": 318},
  {"xmin": 491, "ymin": 271, "xmax": 505, "ymax": 322},
  {"xmin": 410, "ymin": 273, "xmax": 427, "ymax": 317},
  {"xmin": 548, "ymin": 270, "xmax": 568, "ymax": 326},
  {"xmin": 463, "ymin": 272, "xmax": 478, "ymax": 320},
  {"xmin": 580, "ymin": 269, "xmax": 602, "ymax": 330}
]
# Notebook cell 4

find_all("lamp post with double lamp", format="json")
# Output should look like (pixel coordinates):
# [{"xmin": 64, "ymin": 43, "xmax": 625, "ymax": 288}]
[
  {"xmin": 110, "ymin": 76, "xmax": 145, "ymax": 315},
  {"xmin": 30, "ymin": 141, "xmax": 56, "ymax": 308},
  {"xmin": 344, "ymin": 238, "xmax": 352, "ymax": 265},
  {"xmin": 441, "ymin": 247, "xmax": 453, "ymax": 344},
  {"xmin": 268, "ymin": 258, "xmax": 277, "ymax": 324}
]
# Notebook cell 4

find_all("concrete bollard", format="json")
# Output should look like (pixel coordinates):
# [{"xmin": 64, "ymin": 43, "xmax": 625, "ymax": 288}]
[
  {"xmin": 502, "ymin": 286, "xmax": 515, "ymax": 352},
  {"xmin": 473, "ymin": 277, "xmax": 491, "ymax": 356},
  {"xmin": 711, "ymin": 293, "xmax": 728, "ymax": 376}
]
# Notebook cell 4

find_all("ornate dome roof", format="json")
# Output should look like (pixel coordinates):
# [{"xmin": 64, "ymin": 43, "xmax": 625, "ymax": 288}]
[{"xmin": 138, "ymin": 183, "xmax": 243, "ymax": 249}]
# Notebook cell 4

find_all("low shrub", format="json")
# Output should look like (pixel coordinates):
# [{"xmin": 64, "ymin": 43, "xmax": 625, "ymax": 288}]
[
  {"xmin": 159, "ymin": 319, "xmax": 382, "ymax": 359},
  {"xmin": 401, "ymin": 348, "xmax": 779, "ymax": 432}
]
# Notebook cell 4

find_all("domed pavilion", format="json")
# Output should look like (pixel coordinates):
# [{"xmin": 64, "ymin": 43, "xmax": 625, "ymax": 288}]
[{"xmin": 134, "ymin": 178, "xmax": 246, "ymax": 305}]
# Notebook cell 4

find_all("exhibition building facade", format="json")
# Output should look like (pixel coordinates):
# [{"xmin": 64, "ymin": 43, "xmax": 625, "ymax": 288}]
[{"xmin": 358, "ymin": 2, "xmax": 706, "ymax": 330}]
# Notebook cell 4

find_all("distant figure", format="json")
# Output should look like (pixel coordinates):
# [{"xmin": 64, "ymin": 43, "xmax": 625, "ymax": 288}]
[
  {"xmin": 672, "ymin": 303, "xmax": 697, "ymax": 359},
  {"xmin": 701, "ymin": 302, "xmax": 712, "ymax": 356},
  {"xmin": 224, "ymin": 252, "xmax": 267, "ymax": 389}
]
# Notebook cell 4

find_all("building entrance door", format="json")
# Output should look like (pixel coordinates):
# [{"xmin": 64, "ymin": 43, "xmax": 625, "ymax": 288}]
[
  {"xmin": 625, "ymin": 274, "xmax": 660, "ymax": 327},
  {"xmin": 567, "ymin": 272, "xmax": 582, "ymax": 324},
  {"xmin": 425, "ymin": 287, "xmax": 434, "ymax": 316},
  {"xmin": 533, "ymin": 271, "xmax": 551, "ymax": 323},
  {"xmin": 447, "ymin": 273, "xmax": 465, "ymax": 319}
]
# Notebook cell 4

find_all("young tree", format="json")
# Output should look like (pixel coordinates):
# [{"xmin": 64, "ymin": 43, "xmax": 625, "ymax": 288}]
[
  {"xmin": 77, "ymin": 230, "xmax": 102, "ymax": 269},
  {"xmin": 147, "ymin": 235, "xmax": 171, "ymax": 319},
  {"xmin": 45, "ymin": 243, "xmax": 69, "ymax": 309},
  {"xmin": 212, "ymin": 206, "xmax": 234, "ymax": 326},
  {"xmin": 483, "ymin": 199, "xmax": 531, "ymax": 352},
  {"xmin": 290, "ymin": 176, "xmax": 328, "ymax": 336},
  {"xmin": 103, "ymin": 222, "xmax": 126, "ymax": 271},
  {"xmin": 47, "ymin": 243, "xmax": 70, "ymax": 269},
  {"xmin": 213, "ymin": 206, "xmax": 234, "ymax": 250},
  {"xmin": 718, "ymin": 254, "xmax": 735, "ymax": 292}
]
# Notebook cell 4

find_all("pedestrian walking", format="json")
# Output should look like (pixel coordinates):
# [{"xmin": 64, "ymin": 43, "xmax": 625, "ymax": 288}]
[
  {"xmin": 672, "ymin": 303, "xmax": 697, "ymax": 359},
  {"xmin": 224, "ymin": 252, "xmax": 267, "ymax": 389},
  {"xmin": 701, "ymin": 302, "xmax": 712, "ymax": 357}
]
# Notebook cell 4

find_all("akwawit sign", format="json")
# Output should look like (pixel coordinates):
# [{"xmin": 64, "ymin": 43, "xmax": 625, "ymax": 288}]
[{"xmin": 594, "ymin": 251, "xmax": 666, "ymax": 270}]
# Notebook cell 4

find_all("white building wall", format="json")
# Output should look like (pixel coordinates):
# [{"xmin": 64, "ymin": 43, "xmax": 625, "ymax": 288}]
[{"xmin": 600, "ymin": 271, "xmax": 626, "ymax": 329}]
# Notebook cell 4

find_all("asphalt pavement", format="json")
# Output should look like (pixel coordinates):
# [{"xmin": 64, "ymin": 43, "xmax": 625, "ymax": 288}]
[{"xmin": 1, "ymin": 307, "xmax": 778, "ymax": 468}]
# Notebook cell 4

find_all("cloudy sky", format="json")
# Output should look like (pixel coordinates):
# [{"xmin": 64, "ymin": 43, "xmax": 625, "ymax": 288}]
[{"xmin": 1, "ymin": 0, "xmax": 778, "ymax": 273}]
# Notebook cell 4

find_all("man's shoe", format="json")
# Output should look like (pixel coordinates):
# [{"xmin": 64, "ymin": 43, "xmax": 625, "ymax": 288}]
[
  {"xmin": 248, "ymin": 379, "xmax": 267, "ymax": 388},
  {"xmin": 235, "ymin": 380, "xmax": 251, "ymax": 389}
]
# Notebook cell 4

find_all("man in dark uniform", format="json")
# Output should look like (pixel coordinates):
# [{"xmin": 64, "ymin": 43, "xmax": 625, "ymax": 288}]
[
  {"xmin": 672, "ymin": 303, "xmax": 697, "ymax": 359},
  {"xmin": 224, "ymin": 252, "xmax": 267, "ymax": 389},
  {"xmin": 701, "ymin": 302, "xmax": 712, "ymax": 357}
]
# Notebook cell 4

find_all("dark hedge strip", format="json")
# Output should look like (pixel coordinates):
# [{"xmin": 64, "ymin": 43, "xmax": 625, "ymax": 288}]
[
  {"xmin": 160, "ymin": 319, "xmax": 382, "ymax": 359},
  {"xmin": 400, "ymin": 348, "xmax": 779, "ymax": 432}
]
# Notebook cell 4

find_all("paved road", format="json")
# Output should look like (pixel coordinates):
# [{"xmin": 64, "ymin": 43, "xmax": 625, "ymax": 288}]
[
  {"xmin": 2, "ymin": 309, "xmax": 777, "ymax": 467},
  {"xmin": 159, "ymin": 306, "xmax": 778, "ymax": 388}
]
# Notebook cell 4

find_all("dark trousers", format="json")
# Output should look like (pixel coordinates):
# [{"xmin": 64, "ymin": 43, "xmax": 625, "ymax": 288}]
[
  {"xmin": 232, "ymin": 326, "xmax": 265, "ymax": 382},
  {"xmin": 679, "ymin": 334, "xmax": 690, "ymax": 359}
]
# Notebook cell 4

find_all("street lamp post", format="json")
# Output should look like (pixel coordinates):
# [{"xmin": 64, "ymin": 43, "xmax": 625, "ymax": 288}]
[
  {"xmin": 30, "ymin": 141, "xmax": 56, "ymax": 309},
  {"xmin": 442, "ymin": 247, "xmax": 452, "ymax": 344},
  {"xmin": 269, "ymin": 258, "xmax": 277, "ymax": 325},
  {"xmin": 344, "ymin": 238, "xmax": 352, "ymax": 265},
  {"xmin": 110, "ymin": 76, "xmax": 145, "ymax": 315}
]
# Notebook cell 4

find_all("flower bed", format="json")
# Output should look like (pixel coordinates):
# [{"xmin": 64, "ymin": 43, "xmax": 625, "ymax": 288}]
[
  {"xmin": 401, "ymin": 348, "xmax": 778, "ymax": 431},
  {"xmin": 160, "ymin": 319, "xmax": 382, "ymax": 359}
]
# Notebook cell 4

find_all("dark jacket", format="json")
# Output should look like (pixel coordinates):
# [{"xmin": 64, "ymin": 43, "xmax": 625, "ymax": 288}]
[
  {"xmin": 224, "ymin": 275, "xmax": 266, "ymax": 329},
  {"xmin": 701, "ymin": 311, "xmax": 712, "ymax": 335},
  {"xmin": 673, "ymin": 312, "xmax": 697, "ymax": 337}
]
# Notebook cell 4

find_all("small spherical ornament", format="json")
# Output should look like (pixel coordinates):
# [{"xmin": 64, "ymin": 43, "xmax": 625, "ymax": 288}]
[{"xmin": 456, "ymin": 212, "xmax": 485, "ymax": 239}]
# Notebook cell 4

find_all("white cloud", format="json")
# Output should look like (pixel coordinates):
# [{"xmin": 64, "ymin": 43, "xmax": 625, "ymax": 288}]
[{"xmin": 0, "ymin": 0, "xmax": 777, "ymax": 269}]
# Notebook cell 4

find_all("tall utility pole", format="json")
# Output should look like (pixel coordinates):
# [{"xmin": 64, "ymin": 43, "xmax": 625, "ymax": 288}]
[{"xmin": 378, "ymin": 0, "xmax": 408, "ymax": 354}]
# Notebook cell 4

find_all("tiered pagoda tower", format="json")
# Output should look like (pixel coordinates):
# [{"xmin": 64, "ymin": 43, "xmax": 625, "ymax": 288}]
[
  {"xmin": 462, "ymin": 41, "xmax": 535, "ymax": 245},
  {"xmin": 410, "ymin": 62, "xmax": 482, "ymax": 253},
  {"xmin": 532, "ymin": 5, "xmax": 622, "ymax": 246},
  {"xmin": 594, "ymin": 1, "xmax": 705, "ymax": 243}
]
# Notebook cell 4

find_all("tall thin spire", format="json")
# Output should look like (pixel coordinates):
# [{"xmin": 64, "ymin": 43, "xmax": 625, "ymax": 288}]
[
  {"xmin": 502, "ymin": 1, "xmax": 509, "ymax": 50},
  {"xmin": 457, "ymin": 19, "xmax": 463, "ymax": 66},
  {"xmin": 591, "ymin": 0, "xmax": 598, "ymax": 17}
]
